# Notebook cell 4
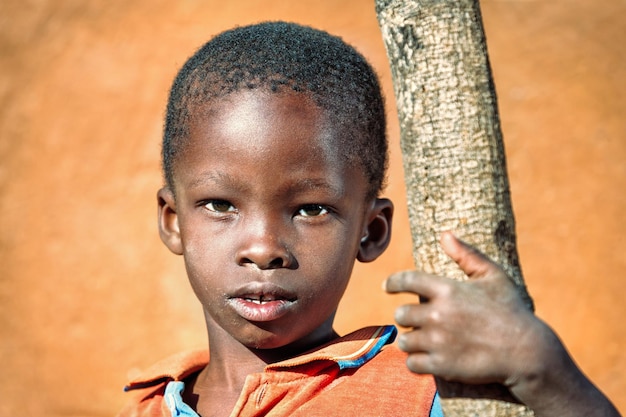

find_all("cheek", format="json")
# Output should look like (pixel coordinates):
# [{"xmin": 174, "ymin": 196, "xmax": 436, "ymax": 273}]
[
  {"xmin": 299, "ymin": 231, "xmax": 359, "ymax": 292},
  {"xmin": 179, "ymin": 230, "xmax": 225, "ymax": 295},
  {"xmin": 323, "ymin": 223, "xmax": 361, "ymax": 262},
  {"xmin": 183, "ymin": 255, "xmax": 211, "ymax": 299},
  {"xmin": 180, "ymin": 217, "xmax": 231, "ymax": 262}
]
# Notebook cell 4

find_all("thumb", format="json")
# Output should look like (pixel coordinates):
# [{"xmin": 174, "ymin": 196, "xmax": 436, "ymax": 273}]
[{"xmin": 440, "ymin": 231, "xmax": 498, "ymax": 280}]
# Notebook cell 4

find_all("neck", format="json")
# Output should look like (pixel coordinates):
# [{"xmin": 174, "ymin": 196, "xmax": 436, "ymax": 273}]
[
  {"xmin": 187, "ymin": 313, "xmax": 340, "ymax": 416},
  {"xmin": 203, "ymin": 320, "xmax": 341, "ymax": 382},
  {"xmin": 183, "ymin": 330, "xmax": 267, "ymax": 416}
]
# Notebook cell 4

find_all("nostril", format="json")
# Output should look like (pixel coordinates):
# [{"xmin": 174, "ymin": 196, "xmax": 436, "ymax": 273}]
[
  {"xmin": 267, "ymin": 257, "xmax": 285, "ymax": 269},
  {"xmin": 241, "ymin": 256, "xmax": 285, "ymax": 270},
  {"xmin": 240, "ymin": 257, "xmax": 254, "ymax": 265},
  {"xmin": 238, "ymin": 252, "xmax": 297, "ymax": 270}
]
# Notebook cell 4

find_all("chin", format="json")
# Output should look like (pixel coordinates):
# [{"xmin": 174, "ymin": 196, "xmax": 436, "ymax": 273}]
[{"xmin": 238, "ymin": 327, "xmax": 295, "ymax": 351}]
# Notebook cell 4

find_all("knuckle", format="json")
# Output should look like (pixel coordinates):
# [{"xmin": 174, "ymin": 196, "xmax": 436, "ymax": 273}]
[
  {"xmin": 425, "ymin": 308, "xmax": 443, "ymax": 326},
  {"xmin": 428, "ymin": 328, "xmax": 449, "ymax": 349},
  {"xmin": 397, "ymin": 270, "xmax": 414, "ymax": 288},
  {"xmin": 437, "ymin": 280, "xmax": 454, "ymax": 298}
]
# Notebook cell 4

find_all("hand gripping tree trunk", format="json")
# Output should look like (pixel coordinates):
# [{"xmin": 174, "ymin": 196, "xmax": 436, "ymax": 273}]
[{"xmin": 376, "ymin": 0, "xmax": 535, "ymax": 415}]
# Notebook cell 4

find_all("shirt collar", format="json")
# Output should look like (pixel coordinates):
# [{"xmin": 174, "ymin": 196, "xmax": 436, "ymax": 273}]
[
  {"xmin": 124, "ymin": 325, "xmax": 397, "ymax": 391},
  {"xmin": 266, "ymin": 325, "xmax": 397, "ymax": 370}
]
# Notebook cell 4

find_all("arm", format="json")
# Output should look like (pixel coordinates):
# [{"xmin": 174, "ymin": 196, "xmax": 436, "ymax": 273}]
[{"xmin": 385, "ymin": 232, "xmax": 621, "ymax": 417}]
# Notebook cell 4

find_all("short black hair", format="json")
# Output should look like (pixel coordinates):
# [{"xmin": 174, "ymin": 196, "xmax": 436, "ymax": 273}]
[{"xmin": 163, "ymin": 21, "xmax": 388, "ymax": 199}]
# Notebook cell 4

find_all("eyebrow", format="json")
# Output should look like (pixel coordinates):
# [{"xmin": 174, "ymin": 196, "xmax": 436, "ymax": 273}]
[
  {"xmin": 186, "ymin": 171, "xmax": 344, "ymax": 198},
  {"xmin": 187, "ymin": 171, "xmax": 247, "ymax": 192},
  {"xmin": 285, "ymin": 178, "xmax": 344, "ymax": 199}
]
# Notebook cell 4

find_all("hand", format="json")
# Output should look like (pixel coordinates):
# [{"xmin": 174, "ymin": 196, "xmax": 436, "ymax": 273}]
[
  {"xmin": 385, "ymin": 232, "xmax": 621, "ymax": 416},
  {"xmin": 384, "ymin": 231, "xmax": 537, "ymax": 385}
]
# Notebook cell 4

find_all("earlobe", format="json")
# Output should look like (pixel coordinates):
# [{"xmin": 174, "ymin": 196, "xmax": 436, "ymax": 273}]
[
  {"xmin": 357, "ymin": 198, "xmax": 394, "ymax": 263},
  {"xmin": 157, "ymin": 187, "xmax": 183, "ymax": 255}
]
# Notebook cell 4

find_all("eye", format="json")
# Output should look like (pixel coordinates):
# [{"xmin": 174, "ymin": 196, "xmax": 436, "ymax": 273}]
[
  {"xmin": 297, "ymin": 204, "xmax": 329, "ymax": 217},
  {"xmin": 204, "ymin": 199, "xmax": 236, "ymax": 213}
]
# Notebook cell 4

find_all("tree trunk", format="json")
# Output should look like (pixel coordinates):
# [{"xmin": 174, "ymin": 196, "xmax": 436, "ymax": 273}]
[{"xmin": 375, "ymin": 0, "xmax": 535, "ymax": 415}]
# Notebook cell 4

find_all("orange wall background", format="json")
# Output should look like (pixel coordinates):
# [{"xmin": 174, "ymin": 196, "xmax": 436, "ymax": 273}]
[{"xmin": 1, "ymin": 1, "xmax": 624, "ymax": 415}]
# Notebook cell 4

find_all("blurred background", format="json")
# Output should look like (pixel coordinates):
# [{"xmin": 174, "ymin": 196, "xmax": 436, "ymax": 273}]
[{"xmin": 1, "ymin": 0, "xmax": 624, "ymax": 415}]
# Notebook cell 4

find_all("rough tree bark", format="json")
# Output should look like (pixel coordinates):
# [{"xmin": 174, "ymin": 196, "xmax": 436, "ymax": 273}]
[{"xmin": 375, "ymin": 0, "xmax": 535, "ymax": 415}]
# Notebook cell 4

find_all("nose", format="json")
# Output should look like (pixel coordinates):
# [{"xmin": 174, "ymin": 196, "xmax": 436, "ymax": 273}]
[{"xmin": 235, "ymin": 217, "xmax": 296, "ymax": 270}]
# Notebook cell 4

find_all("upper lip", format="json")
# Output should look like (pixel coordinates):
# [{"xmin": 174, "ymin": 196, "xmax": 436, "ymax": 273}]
[{"xmin": 228, "ymin": 282, "xmax": 297, "ymax": 302}]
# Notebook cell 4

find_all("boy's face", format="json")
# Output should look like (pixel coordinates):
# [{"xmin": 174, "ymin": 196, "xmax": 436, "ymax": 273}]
[{"xmin": 158, "ymin": 89, "xmax": 391, "ymax": 352}]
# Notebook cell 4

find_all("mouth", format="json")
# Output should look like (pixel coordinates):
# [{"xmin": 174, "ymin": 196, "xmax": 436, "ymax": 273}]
[
  {"xmin": 241, "ymin": 294, "xmax": 291, "ymax": 304},
  {"xmin": 228, "ymin": 284, "xmax": 297, "ymax": 322}
]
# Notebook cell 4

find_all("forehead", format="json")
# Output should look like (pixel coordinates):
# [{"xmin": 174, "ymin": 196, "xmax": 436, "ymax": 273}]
[
  {"xmin": 172, "ymin": 89, "xmax": 366, "ymax": 195},
  {"xmin": 195, "ymin": 89, "xmax": 332, "ymax": 147}
]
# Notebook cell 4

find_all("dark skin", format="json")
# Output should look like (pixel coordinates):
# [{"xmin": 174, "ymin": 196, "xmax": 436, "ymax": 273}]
[
  {"xmin": 157, "ymin": 89, "xmax": 393, "ymax": 416},
  {"xmin": 158, "ymin": 88, "xmax": 619, "ymax": 416},
  {"xmin": 386, "ymin": 232, "xmax": 621, "ymax": 416}
]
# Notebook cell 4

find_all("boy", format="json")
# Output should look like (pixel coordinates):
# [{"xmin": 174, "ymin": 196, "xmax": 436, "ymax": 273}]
[{"xmin": 118, "ymin": 22, "xmax": 619, "ymax": 416}]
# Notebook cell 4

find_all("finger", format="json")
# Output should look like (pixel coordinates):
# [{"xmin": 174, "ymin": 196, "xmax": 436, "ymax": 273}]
[
  {"xmin": 440, "ymin": 231, "xmax": 499, "ymax": 280},
  {"xmin": 396, "ymin": 327, "xmax": 432, "ymax": 352},
  {"xmin": 395, "ymin": 330, "xmax": 436, "ymax": 374},
  {"xmin": 384, "ymin": 270, "xmax": 447, "ymax": 299},
  {"xmin": 394, "ymin": 303, "xmax": 429, "ymax": 328},
  {"xmin": 405, "ymin": 352, "xmax": 437, "ymax": 375}
]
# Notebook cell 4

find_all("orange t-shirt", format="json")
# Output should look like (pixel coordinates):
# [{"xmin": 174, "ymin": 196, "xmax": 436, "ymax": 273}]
[{"xmin": 118, "ymin": 326, "xmax": 437, "ymax": 416}]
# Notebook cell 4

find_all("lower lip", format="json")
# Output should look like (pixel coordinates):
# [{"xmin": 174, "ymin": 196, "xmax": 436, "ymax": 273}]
[{"xmin": 228, "ymin": 298, "xmax": 294, "ymax": 322}]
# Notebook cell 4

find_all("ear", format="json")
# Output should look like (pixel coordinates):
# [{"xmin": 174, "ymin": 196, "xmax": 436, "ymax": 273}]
[
  {"xmin": 357, "ymin": 198, "xmax": 393, "ymax": 263},
  {"xmin": 157, "ymin": 187, "xmax": 183, "ymax": 255}
]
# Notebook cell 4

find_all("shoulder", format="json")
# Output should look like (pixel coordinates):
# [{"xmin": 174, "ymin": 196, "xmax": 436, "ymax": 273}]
[
  {"xmin": 356, "ymin": 343, "xmax": 436, "ymax": 390},
  {"xmin": 342, "ymin": 344, "xmax": 438, "ymax": 415},
  {"xmin": 116, "ymin": 350, "xmax": 209, "ymax": 417},
  {"xmin": 365, "ymin": 346, "xmax": 440, "ymax": 416},
  {"xmin": 294, "ymin": 343, "xmax": 437, "ymax": 416}
]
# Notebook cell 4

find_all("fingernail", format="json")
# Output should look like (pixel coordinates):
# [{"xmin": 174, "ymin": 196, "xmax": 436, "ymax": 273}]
[
  {"xmin": 394, "ymin": 305, "xmax": 406, "ymax": 322},
  {"xmin": 396, "ymin": 333, "xmax": 407, "ymax": 350}
]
